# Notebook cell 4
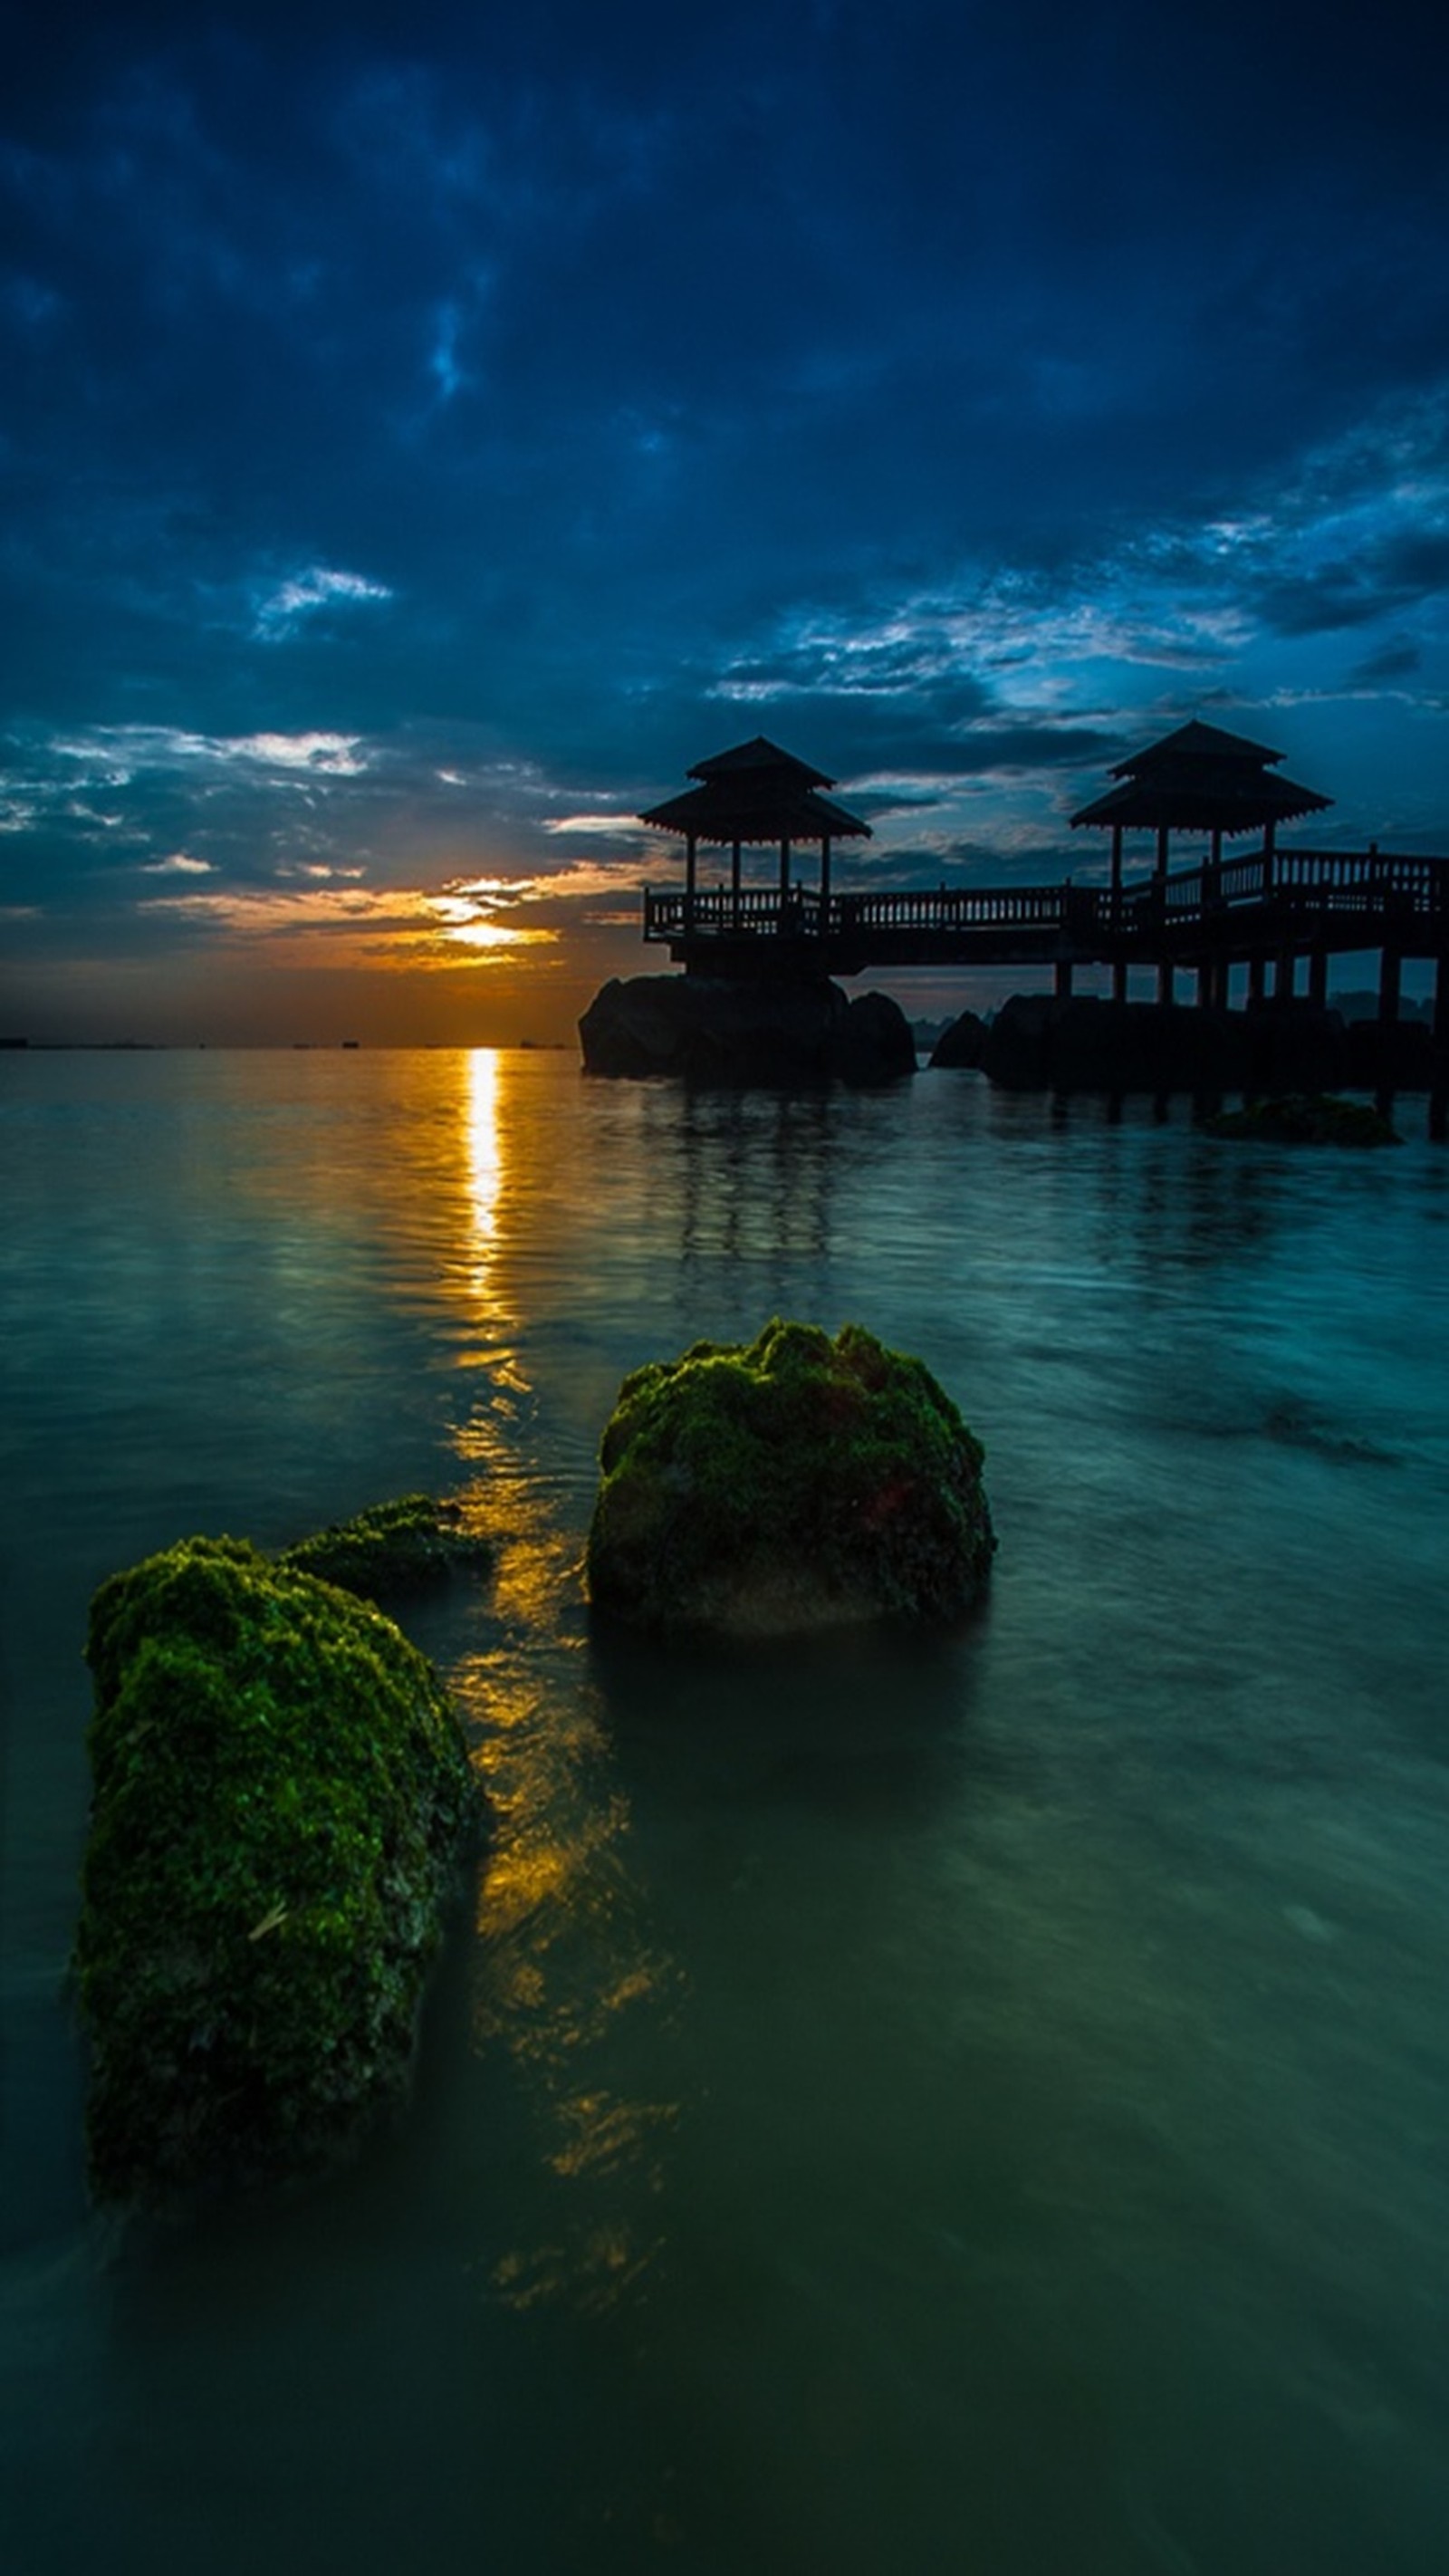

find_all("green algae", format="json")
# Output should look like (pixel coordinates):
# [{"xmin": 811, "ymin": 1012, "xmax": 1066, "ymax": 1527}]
[
  {"xmin": 279, "ymin": 1492, "xmax": 494, "ymax": 1601},
  {"xmin": 587, "ymin": 1318, "xmax": 995, "ymax": 1634},
  {"xmin": 1206, "ymin": 1093, "xmax": 1402, "ymax": 1146},
  {"xmin": 75, "ymin": 1534, "xmax": 479, "ymax": 2205}
]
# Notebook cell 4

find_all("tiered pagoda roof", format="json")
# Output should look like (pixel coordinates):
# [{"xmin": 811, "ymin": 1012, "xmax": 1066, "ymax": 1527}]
[
  {"xmin": 1071, "ymin": 719, "xmax": 1331, "ymax": 836},
  {"xmin": 641, "ymin": 735, "xmax": 871, "ymax": 845}
]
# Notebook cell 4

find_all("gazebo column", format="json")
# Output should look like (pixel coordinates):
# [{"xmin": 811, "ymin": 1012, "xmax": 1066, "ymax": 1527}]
[
  {"xmin": 1110, "ymin": 823, "xmax": 1123, "ymax": 912},
  {"xmin": 1112, "ymin": 958, "xmax": 1128, "ymax": 1004},
  {"xmin": 685, "ymin": 831, "xmax": 697, "ymax": 926},
  {"xmin": 731, "ymin": 838, "xmax": 742, "ymax": 929},
  {"xmin": 1248, "ymin": 953, "xmax": 1267, "ymax": 1007},
  {"xmin": 779, "ymin": 836, "xmax": 791, "ymax": 902},
  {"xmin": 1308, "ymin": 949, "xmax": 1328, "ymax": 1010},
  {"xmin": 820, "ymin": 833, "xmax": 831, "ymax": 911},
  {"xmin": 1156, "ymin": 822, "xmax": 1169, "ymax": 880}
]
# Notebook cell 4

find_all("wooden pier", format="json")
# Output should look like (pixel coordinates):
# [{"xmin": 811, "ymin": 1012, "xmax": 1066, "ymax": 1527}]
[
  {"xmin": 637, "ymin": 731, "xmax": 1449, "ymax": 1106},
  {"xmin": 643, "ymin": 841, "xmax": 1449, "ymax": 1027}
]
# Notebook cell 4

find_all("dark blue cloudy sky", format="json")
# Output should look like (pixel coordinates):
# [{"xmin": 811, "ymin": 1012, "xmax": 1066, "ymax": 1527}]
[{"xmin": 4, "ymin": 0, "xmax": 1446, "ymax": 1039}]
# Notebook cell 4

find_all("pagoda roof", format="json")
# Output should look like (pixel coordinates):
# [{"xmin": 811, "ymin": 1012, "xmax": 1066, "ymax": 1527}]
[
  {"xmin": 1071, "ymin": 718, "xmax": 1332, "ymax": 833},
  {"xmin": 1107, "ymin": 718, "xmax": 1286, "ymax": 777},
  {"xmin": 642, "ymin": 736, "xmax": 870, "ymax": 843},
  {"xmin": 687, "ymin": 735, "xmax": 835, "ymax": 788}
]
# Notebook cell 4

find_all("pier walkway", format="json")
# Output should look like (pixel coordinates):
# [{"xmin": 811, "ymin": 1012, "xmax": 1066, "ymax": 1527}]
[{"xmin": 644, "ymin": 842, "xmax": 1449, "ymax": 1020}]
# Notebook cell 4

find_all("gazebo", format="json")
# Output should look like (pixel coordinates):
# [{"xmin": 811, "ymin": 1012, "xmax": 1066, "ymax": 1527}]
[
  {"xmin": 640, "ymin": 735, "xmax": 871, "ymax": 911},
  {"xmin": 1070, "ymin": 719, "xmax": 1332, "ymax": 901}
]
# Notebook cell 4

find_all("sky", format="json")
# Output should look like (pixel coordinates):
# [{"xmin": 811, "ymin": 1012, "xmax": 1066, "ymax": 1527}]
[{"xmin": 3, "ymin": 0, "xmax": 1447, "ymax": 1043}]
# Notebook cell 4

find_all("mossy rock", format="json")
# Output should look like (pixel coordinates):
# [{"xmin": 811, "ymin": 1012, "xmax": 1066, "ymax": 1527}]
[
  {"xmin": 587, "ymin": 1319, "xmax": 995, "ymax": 1635},
  {"xmin": 75, "ymin": 1535, "xmax": 479, "ymax": 2205},
  {"xmin": 1206, "ymin": 1092, "xmax": 1402, "ymax": 1147},
  {"xmin": 279, "ymin": 1493, "xmax": 494, "ymax": 1601}
]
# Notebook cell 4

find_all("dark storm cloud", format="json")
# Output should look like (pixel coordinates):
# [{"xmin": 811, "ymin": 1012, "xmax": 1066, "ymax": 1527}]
[{"xmin": 3, "ymin": 0, "xmax": 1448, "ymax": 1025}]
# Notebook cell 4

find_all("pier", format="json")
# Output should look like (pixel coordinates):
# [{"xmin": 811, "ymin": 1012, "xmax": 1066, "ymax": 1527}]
[
  {"xmin": 638, "ymin": 729, "xmax": 1449, "ymax": 1060},
  {"xmin": 643, "ymin": 841, "xmax": 1449, "ymax": 1031}
]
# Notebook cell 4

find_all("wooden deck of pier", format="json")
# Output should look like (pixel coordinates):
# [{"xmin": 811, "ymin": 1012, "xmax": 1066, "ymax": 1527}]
[{"xmin": 643, "ymin": 842, "xmax": 1449, "ymax": 1029}]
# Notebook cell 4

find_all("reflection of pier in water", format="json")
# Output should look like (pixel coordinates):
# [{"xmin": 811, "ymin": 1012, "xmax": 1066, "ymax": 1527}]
[{"xmin": 675, "ymin": 1087, "xmax": 835, "ymax": 1269}]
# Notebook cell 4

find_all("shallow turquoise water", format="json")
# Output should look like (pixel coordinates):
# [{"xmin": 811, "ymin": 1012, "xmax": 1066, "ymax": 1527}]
[{"xmin": 3, "ymin": 1047, "xmax": 1447, "ymax": 2573}]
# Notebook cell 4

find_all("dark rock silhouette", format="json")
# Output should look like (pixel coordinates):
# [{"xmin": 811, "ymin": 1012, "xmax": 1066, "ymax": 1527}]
[
  {"xmin": 978, "ymin": 994, "xmax": 1352, "ymax": 1095},
  {"xmin": 1344, "ymin": 1016, "xmax": 1436, "ymax": 1091},
  {"xmin": 1206, "ymin": 1094, "xmax": 1401, "ymax": 1147},
  {"xmin": 927, "ymin": 1008, "xmax": 988, "ymax": 1069},
  {"xmin": 579, "ymin": 975, "xmax": 915, "ymax": 1085}
]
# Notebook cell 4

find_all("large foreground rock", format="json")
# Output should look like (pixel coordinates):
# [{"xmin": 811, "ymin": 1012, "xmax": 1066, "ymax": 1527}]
[
  {"xmin": 587, "ymin": 1318, "xmax": 995, "ymax": 1636},
  {"xmin": 579, "ymin": 975, "xmax": 916, "ymax": 1084},
  {"xmin": 75, "ymin": 1535, "xmax": 479, "ymax": 2203}
]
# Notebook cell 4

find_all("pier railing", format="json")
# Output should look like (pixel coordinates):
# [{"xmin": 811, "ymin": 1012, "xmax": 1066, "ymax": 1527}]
[{"xmin": 643, "ymin": 847, "xmax": 1449, "ymax": 956}]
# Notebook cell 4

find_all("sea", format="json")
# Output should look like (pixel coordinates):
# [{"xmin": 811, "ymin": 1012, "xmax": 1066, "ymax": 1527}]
[{"xmin": 3, "ymin": 1043, "xmax": 1447, "ymax": 2575}]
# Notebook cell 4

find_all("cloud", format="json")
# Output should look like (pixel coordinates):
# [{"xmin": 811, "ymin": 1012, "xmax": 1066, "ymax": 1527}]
[
  {"xmin": 52, "ymin": 726, "xmax": 370, "ymax": 781},
  {"xmin": 543, "ymin": 812, "xmax": 651, "ymax": 840},
  {"xmin": 139, "ymin": 850, "xmax": 214, "ymax": 874},
  {"xmin": 1347, "ymin": 641, "xmax": 1422, "ymax": 687},
  {"xmin": 253, "ymin": 566, "xmax": 394, "ymax": 640}
]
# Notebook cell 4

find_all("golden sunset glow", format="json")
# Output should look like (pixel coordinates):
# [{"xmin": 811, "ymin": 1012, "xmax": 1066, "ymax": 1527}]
[{"xmin": 137, "ymin": 875, "xmax": 559, "ymax": 971}]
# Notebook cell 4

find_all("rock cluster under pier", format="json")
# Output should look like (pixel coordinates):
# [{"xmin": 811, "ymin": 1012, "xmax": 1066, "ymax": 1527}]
[
  {"xmin": 932, "ymin": 995, "xmax": 1386, "ymax": 1095},
  {"xmin": 579, "ymin": 975, "xmax": 916, "ymax": 1084}
]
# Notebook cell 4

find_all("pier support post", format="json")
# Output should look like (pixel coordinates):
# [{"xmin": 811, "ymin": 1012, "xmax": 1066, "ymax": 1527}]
[
  {"xmin": 1055, "ymin": 958, "xmax": 1074, "ymax": 1000},
  {"xmin": 1248, "ymin": 953, "xmax": 1266, "ymax": 1007},
  {"xmin": 1156, "ymin": 959, "xmax": 1174, "ymax": 1006},
  {"xmin": 1276, "ymin": 949, "xmax": 1297, "ymax": 1004},
  {"xmin": 1378, "ymin": 947, "xmax": 1402, "ymax": 1028},
  {"xmin": 1112, "ymin": 959, "xmax": 1128, "ymax": 1005},
  {"xmin": 1432, "ymin": 952, "xmax": 1449, "ymax": 1140},
  {"xmin": 1376, "ymin": 947, "xmax": 1403, "ymax": 1120},
  {"xmin": 1308, "ymin": 949, "xmax": 1328, "ymax": 1010}
]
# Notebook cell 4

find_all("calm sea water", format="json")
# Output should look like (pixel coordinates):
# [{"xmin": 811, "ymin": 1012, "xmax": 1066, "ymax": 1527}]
[{"xmin": 3, "ymin": 1046, "xmax": 1448, "ymax": 2575}]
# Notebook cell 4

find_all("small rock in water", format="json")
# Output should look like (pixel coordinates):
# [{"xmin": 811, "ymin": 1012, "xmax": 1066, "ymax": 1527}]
[{"xmin": 586, "ymin": 1317, "xmax": 995, "ymax": 1637}]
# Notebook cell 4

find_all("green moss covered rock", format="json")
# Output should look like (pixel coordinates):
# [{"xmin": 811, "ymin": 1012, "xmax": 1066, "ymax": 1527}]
[
  {"xmin": 279, "ymin": 1492, "xmax": 494, "ymax": 1601},
  {"xmin": 587, "ymin": 1319, "xmax": 995, "ymax": 1635},
  {"xmin": 75, "ymin": 1536, "xmax": 479, "ymax": 2204},
  {"xmin": 1206, "ymin": 1092, "xmax": 1402, "ymax": 1146}
]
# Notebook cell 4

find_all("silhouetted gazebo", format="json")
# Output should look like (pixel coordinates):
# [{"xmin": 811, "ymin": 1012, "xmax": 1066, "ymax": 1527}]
[
  {"xmin": 1070, "ymin": 719, "xmax": 1332, "ymax": 900},
  {"xmin": 641, "ymin": 735, "xmax": 871, "ymax": 909}
]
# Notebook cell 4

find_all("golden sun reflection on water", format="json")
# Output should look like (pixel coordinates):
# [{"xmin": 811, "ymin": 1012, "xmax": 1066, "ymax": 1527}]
[
  {"xmin": 436, "ymin": 1074, "xmax": 685, "ymax": 2317},
  {"xmin": 453, "ymin": 1493, "xmax": 685, "ymax": 2316},
  {"xmin": 463, "ymin": 1044, "xmax": 502, "ymax": 1260}
]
